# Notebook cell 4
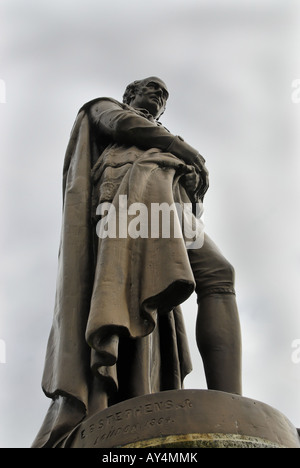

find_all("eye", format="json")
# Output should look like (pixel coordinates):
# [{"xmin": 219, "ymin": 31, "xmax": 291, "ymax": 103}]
[
  {"xmin": 147, "ymin": 82, "xmax": 158, "ymax": 90},
  {"xmin": 146, "ymin": 82, "xmax": 168, "ymax": 99}
]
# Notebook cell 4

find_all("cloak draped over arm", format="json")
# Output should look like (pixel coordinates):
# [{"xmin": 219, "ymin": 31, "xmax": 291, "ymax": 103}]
[{"xmin": 32, "ymin": 100, "xmax": 199, "ymax": 448}]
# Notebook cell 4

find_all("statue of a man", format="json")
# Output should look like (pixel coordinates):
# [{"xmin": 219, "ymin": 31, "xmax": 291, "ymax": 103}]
[{"xmin": 32, "ymin": 77, "xmax": 242, "ymax": 448}]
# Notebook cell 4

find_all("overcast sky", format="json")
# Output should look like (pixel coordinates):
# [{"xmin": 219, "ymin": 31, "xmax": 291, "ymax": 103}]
[{"xmin": 1, "ymin": 0, "xmax": 300, "ymax": 448}]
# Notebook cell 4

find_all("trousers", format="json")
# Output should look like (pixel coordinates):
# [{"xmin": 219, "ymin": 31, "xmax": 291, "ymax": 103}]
[{"xmin": 188, "ymin": 233, "xmax": 236, "ymax": 300}]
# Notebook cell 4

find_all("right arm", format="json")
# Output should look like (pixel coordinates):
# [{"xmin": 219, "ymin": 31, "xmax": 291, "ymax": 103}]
[{"xmin": 89, "ymin": 98, "xmax": 209, "ymax": 198}]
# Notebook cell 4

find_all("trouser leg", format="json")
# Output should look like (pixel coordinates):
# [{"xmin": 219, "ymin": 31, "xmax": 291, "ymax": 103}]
[
  {"xmin": 196, "ymin": 293, "xmax": 242, "ymax": 394},
  {"xmin": 188, "ymin": 234, "xmax": 242, "ymax": 395}
]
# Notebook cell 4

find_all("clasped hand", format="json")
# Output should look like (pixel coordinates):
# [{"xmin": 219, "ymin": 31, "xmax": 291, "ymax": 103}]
[{"xmin": 182, "ymin": 156, "xmax": 209, "ymax": 201}]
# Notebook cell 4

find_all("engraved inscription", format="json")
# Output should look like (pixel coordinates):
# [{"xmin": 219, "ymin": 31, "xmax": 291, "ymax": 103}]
[
  {"xmin": 80, "ymin": 397, "xmax": 193, "ymax": 446},
  {"xmin": 90, "ymin": 416, "xmax": 175, "ymax": 446}
]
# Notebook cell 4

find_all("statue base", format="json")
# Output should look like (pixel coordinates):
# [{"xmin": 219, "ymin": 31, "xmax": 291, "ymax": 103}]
[{"xmin": 65, "ymin": 389, "xmax": 300, "ymax": 448}]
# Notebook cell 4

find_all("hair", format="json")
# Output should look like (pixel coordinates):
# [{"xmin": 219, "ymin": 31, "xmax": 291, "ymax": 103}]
[{"xmin": 122, "ymin": 80, "xmax": 143, "ymax": 105}]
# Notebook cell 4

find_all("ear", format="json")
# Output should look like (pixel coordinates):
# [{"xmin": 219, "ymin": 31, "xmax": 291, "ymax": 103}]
[{"xmin": 128, "ymin": 87, "xmax": 140, "ymax": 105}]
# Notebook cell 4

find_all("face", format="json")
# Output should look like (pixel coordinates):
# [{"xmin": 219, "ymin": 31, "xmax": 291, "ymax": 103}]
[{"xmin": 129, "ymin": 77, "xmax": 169, "ymax": 119}]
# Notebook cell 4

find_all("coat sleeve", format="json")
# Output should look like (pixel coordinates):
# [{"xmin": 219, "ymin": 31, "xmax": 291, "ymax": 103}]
[{"xmin": 88, "ymin": 98, "xmax": 202, "ymax": 166}]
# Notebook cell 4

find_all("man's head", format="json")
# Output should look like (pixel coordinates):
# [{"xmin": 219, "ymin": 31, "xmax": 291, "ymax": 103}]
[{"xmin": 123, "ymin": 76, "xmax": 169, "ymax": 120}]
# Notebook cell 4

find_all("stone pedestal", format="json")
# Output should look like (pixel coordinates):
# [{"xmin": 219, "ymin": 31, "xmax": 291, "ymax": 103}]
[{"xmin": 64, "ymin": 389, "xmax": 300, "ymax": 448}]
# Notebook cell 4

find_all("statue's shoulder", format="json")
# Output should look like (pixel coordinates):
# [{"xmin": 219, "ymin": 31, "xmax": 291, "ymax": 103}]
[{"xmin": 78, "ymin": 97, "xmax": 125, "ymax": 114}]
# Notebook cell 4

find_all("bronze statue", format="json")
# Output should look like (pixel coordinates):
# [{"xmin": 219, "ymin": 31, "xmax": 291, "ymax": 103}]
[{"xmin": 32, "ymin": 77, "xmax": 242, "ymax": 448}]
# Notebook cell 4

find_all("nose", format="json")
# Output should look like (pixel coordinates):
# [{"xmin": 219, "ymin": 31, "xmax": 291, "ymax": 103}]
[
  {"xmin": 153, "ymin": 87, "xmax": 164, "ymax": 105},
  {"xmin": 155, "ymin": 87, "xmax": 163, "ymax": 97}
]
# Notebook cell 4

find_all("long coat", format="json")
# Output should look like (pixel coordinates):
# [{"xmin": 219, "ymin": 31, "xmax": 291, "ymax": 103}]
[{"xmin": 32, "ymin": 102, "xmax": 202, "ymax": 447}]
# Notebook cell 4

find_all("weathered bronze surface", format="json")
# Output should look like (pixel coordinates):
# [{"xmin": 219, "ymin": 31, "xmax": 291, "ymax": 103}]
[
  {"xmin": 63, "ymin": 390, "xmax": 300, "ymax": 449},
  {"xmin": 33, "ymin": 77, "xmax": 244, "ymax": 448}
]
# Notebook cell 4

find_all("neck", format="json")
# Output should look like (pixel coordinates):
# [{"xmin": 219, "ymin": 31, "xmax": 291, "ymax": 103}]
[{"xmin": 131, "ymin": 106, "xmax": 157, "ymax": 121}]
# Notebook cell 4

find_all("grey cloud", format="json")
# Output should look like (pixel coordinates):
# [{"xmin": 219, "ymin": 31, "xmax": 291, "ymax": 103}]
[{"xmin": 1, "ymin": 0, "xmax": 299, "ymax": 447}]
